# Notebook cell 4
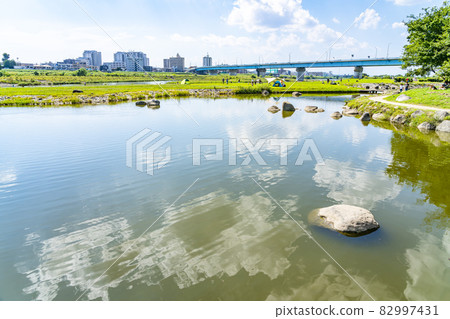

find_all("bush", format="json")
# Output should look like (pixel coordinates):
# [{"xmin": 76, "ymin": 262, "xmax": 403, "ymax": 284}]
[{"xmin": 75, "ymin": 68, "xmax": 88, "ymax": 76}]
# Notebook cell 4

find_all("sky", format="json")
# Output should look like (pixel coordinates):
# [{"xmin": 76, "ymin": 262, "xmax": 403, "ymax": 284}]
[{"xmin": 0, "ymin": 0, "xmax": 446, "ymax": 75}]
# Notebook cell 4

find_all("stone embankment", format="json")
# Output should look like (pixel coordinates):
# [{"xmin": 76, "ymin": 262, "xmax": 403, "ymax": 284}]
[{"xmin": 345, "ymin": 95, "xmax": 450, "ymax": 143}]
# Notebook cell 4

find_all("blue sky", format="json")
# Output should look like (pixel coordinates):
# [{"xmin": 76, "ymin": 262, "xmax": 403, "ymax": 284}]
[{"xmin": 0, "ymin": 0, "xmax": 445, "ymax": 74}]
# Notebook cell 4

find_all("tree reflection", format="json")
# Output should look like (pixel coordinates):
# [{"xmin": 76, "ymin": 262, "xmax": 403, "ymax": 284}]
[{"xmin": 386, "ymin": 132, "xmax": 450, "ymax": 230}]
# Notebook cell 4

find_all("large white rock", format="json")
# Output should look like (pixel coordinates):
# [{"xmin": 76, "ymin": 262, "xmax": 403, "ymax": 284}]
[
  {"xmin": 436, "ymin": 120, "xmax": 450, "ymax": 133},
  {"xmin": 313, "ymin": 205, "xmax": 380, "ymax": 236},
  {"xmin": 396, "ymin": 94, "xmax": 411, "ymax": 102},
  {"xmin": 372, "ymin": 113, "xmax": 386, "ymax": 121},
  {"xmin": 434, "ymin": 111, "xmax": 449, "ymax": 122}
]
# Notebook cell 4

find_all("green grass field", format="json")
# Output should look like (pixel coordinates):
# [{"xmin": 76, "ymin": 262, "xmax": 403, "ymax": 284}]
[
  {"xmin": 0, "ymin": 76, "xmax": 368, "ymax": 106},
  {"xmin": 385, "ymin": 88, "xmax": 450, "ymax": 109},
  {"xmin": 0, "ymin": 70, "xmax": 428, "ymax": 106}
]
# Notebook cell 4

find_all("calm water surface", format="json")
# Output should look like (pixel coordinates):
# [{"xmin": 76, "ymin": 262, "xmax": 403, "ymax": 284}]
[{"xmin": 0, "ymin": 95, "xmax": 448, "ymax": 300}]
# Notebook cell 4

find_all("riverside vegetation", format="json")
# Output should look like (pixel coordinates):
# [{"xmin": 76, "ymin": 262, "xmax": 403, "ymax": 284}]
[{"xmin": 0, "ymin": 71, "xmax": 380, "ymax": 106}]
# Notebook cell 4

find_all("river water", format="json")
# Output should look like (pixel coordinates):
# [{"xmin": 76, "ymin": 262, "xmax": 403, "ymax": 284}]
[{"xmin": 0, "ymin": 95, "xmax": 448, "ymax": 300}]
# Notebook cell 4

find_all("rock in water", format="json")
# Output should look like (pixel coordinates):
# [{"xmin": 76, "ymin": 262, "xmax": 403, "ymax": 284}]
[
  {"xmin": 268, "ymin": 105, "xmax": 280, "ymax": 113},
  {"xmin": 316, "ymin": 108, "xmax": 325, "ymax": 113},
  {"xmin": 282, "ymin": 102, "xmax": 295, "ymax": 112},
  {"xmin": 342, "ymin": 108, "xmax": 359, "ymax": 116},
  {"xmin": 148, "ymin": 99, "xmax": 160, "ymax": 106},
  {"xmin": 310, "ymin": 205, "xmax": 380, "ymax": 237},
  {"xmin": 436, "ymin": 120, "xmax": 450, "ymax": 133},
  {"xmin": 304, "ymin": 105, "xmax": 318, "ymax": 113},
  {"xmin": 292, "ymin": 92, "xmax": 302, "ymax": 97},
  {"xmin": 136, "ymin": 101, "xmax": 147, "ymax": 106},
  {"xmin": 396, "ymin": 95, "xmax": 411, "ymax": 102},
  {"xmin": 360, "ymin": 112, "xmax": 371, "ymax": 122},
  {"xmin": 330, "ymin": 111, "xmax": 342, "ymax": 119}
]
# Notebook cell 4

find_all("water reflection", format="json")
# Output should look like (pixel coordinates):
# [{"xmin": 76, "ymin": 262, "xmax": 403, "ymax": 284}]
[
  {"xmin": 404, "ymin": 230, "xmax": 450, "ymax": 301},
  {"xmin": 313, "ymin": 159, "xmax": 401, "ymax": 209},
  {"xmin": 386, "ymin": 132, "xmax": 450, "ymax": 229},
  {"xmin": 18, "ymin": 191, "xmax": 304, "ymax": 300}
]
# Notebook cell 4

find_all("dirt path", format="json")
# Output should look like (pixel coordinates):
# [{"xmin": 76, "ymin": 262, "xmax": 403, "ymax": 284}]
[{"xmin": 369, "ymin": 95, "xmax": 447, "ymax": 112}]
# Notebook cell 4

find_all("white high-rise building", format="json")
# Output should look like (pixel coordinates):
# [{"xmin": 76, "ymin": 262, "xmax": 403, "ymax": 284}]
[
  {"xmin": 164, "ymin": 53, "xmax": 185, "ymax": 72},
  {"xmin": 114, "ymin": 51, "xmax": 149, "ymax": 72},
  {"xmin": 203, "ymin": 54, "xmax": 212, "ymax": 67},
  {"xmin": 83, "ymin": 50, "xmax": 102, "ymax": 67}
]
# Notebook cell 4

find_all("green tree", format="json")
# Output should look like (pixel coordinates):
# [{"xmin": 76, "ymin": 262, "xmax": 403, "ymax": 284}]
[
  {"xmin": 402, "ymin": 2, "xmax": 450, "ymax": 78},
  {"xmin": 3, "ymin": 59, "xmax": 16, "ymax": 69},
  {"xmin": 2, "ymin": 53, "xmax": 10, "ymax": 62},
  {"xmin": 75, "ymin": 68, "xmax": 88, "ymax": 76}
]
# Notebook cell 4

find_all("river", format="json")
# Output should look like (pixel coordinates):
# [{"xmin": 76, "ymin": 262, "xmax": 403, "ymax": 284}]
[{"xmin": 0, "ymin": 95, "xmax": 448, "ymax": 300}]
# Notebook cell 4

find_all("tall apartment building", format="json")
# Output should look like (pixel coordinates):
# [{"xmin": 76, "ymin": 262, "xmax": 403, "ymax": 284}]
[
  {"xmin": 114, "ymin": 52, "xmax": 127, "ymax": 63},
  {"xmin": 164, "ymin": 53, "xmax": 185, "ymax": 72},
  {"xmin": 114, "ymin": 51, "xmax": 149, "ymax": 72},
  {"xmin": 203, "ymin": 54, "xmax": 212, "ymax": 67},
  {"xmin": 83, "ymin": 50, "xmax": 102, "ymax": 67}
]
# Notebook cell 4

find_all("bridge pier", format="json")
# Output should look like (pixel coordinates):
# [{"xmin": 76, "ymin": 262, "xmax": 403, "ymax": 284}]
[
  {"xmin": 354, "ymin": 66, "xmax": 363, "ymax": 79},
  {"xmin": 256, "ymin": 68, "xmax": 266, "ymax": 77},
  {"xmin": 296, "ymin": 67, "xmax": 306, "ymax": 82},
  {"xmin": 229, "ymin": 69, "xmax": 238, "ymax": 76}
]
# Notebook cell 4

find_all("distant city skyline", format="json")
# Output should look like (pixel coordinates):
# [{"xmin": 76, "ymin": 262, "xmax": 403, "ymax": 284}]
[{"xmin": 1, "ymin": 0, "xmax": 446, "ymax": 75}]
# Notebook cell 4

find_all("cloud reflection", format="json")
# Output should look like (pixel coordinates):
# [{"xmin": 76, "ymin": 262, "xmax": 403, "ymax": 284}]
[
  {"xmin": 18, "ymin": 191, "xmax": 304, "ymax": 300},
  {"xmin": 313, "ymin": 159, "xmax": 401, "ymax": 209}
]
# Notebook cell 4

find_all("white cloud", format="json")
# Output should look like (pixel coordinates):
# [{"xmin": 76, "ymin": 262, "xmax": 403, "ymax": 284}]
[
  {"xmin": 388, "ymin": 0, "xmax": 431, "ymax": 6},
  {"xmin": 227, "ymin": 0, "xmax": 316, "ymax": 33},
  {"xmin": 392, "ymin": 22, "xmax": 406, "ymax": 29},
  {"xmin": 225, "ymin": 0, "xmax": 359, "ymax": 52},
  {"xmin": 354, "ymin": 8, "xmax": 381, "ymax": 30},
  {"xmin": 332, "ymin": 18, "xmax": 340, "ymax": 24}
]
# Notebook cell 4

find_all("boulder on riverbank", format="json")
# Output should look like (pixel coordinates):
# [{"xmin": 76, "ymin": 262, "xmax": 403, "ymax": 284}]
[
  {"xmin": 330, "ymin": 111, "xmax": 342, "ymax": 119},
  {"xmin": 262, "ymin": 90, "xmax": 270, "ymax": 96},
  {"xmin": 411, "ymin": 110, "xmax": 425, "ymax": 118},
  {"xmin": 282, "ymin": 102, "xmax": 295, "ymax": 112},
  {"xmin": 417, "ymin": 122, "xmax": 436, "ymax": 132},
  {"xmin": 292, "ymin": 92, "xmax": 302, "ymax": 97},
  {"xmin": 391, "ymin": 114, "xmax": 407, "ymax": 125},
  {"xmin": 434, "ymin": 111, "xmax": 449, "ymax": 122},
  {"xmin": 360, "ymin": 112, "xmax": 371, "ymax": 122},
  {"xmin": 436, "ymin": 120, "xmax": 450, "ymax": 133},
  {"xmin": 268, "ymin": 105, "xmax": 280, "ymax": 113},
  {"xmin": 317, "ymin": 108, "xmax": 325, "ymax": 113},
  {"xmin": 396, "ymin": 95, "xmax": 411, "ymax": 102},
  {"xmin": 304, "ymin": 105, "xmax": 318, "ymax": 113},
  {"xmin": 372, "ymin": 113, "xmax": 386, "ymax": 121},
  {"xmin": 309, "ymin": 204, "xmax": 380, "ymax": 237}
]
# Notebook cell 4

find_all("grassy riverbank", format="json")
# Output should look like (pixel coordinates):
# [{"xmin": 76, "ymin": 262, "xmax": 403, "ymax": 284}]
[
  {"xmin": 385, "ymin": 88, "xmax": 450, "ymax": 109},
  {"xmin": 0, "ymin": 79, "xmax": 364, "ymax": 106},
  {"xmin": 346, "ymin": 94, "xmax": 450, "ymax": 129}
]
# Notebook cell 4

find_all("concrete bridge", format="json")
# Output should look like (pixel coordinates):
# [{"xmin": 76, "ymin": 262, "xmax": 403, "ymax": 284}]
[{"xmin": 194, "ymin": 58, "xmax": 402, "ymax": 80}]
